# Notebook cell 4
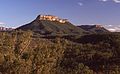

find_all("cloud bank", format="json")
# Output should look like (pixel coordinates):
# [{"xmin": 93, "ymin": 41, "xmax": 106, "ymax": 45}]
[
  {"xmin": 113, "ymin": 0, "xmax": 120, "ymax": 3},
  {"xmin": 99, "ymin": 0, "xmax": 120, "ymax": 3},
  {"xmin": 105, "ymin": 25, "xmax": 120, "ymax": 32}
]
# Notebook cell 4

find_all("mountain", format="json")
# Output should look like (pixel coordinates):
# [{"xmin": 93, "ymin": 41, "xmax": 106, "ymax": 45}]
[
  {"xmin": 16, "ymin": 15, "xmax": 85, "ymax": 35},
  {"xmin": 78, "ymin": 25, "xmax": 109, "ymax": 33}
]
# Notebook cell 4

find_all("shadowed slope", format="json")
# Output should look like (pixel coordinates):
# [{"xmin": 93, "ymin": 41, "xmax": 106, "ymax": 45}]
[{"xmin": 78, "ymin": 25, "xmax": 109, "ymax": 34}]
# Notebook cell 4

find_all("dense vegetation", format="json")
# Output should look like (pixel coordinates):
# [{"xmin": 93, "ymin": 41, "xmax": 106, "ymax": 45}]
[{"xmin": 0, "ymin": 31, "xmax": 120, "ymax": 74}]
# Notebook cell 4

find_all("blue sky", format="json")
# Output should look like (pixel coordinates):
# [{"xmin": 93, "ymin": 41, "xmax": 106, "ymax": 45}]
[{"xmin": 0, "ymin": 0, "xmax": 120, "ymax": 31}]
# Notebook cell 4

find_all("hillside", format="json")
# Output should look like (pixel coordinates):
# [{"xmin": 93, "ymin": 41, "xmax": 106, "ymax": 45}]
[
  {"xmin": 78, "ymin": 25, "xmax": 109, "ymax": 33},
  {"xmin": 17, "ymin": 15, "xmax": 86, "ymax": 35},
  {"xmin": 0, "ymin": 31, "xmax": 120, "ymax": 74}
]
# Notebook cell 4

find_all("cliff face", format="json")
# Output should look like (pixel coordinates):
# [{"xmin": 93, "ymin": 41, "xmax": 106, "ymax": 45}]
[{"xmin": 16, "ymin": 15, "xmax": 85, "ymax": 35}]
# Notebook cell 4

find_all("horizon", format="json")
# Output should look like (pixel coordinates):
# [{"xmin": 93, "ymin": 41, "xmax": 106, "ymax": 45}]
[{"xmin": 0, "ymin": 0, "xmax": 120, "ymax": 31}]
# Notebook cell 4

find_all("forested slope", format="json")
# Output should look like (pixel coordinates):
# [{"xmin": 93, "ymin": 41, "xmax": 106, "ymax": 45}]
[{"xmin": 0, "ymin": 31, "xmax": 120, "ymax": 74}]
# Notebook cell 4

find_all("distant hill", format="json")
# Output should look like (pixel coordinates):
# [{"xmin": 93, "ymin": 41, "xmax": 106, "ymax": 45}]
[
  {"xmin": 78, "ymin": 25, "xmax": 109, "ymax": 33},
  {"xmin": 0, "ymin": 27, "xmax": 13, "ymax": 31},
  {"xmin": 16, "ymin": 15, "xmax": 86, "ymax": 35}
]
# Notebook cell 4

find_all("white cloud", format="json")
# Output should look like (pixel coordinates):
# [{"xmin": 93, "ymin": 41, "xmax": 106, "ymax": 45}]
[
  {"xmin": 108, "ymin": 28, "xmax": 116, "ymax": 32},
  {"xmin": 99, "ymin": 0, "xmax": 120, "ymax": 3},
  {"xmin": 78, "ymin": 2, "xmax": 83, "ymax": 6},
  {"xmin": 113, "ymin": 0, "xmax": 120, "ymax": 3},
  {"xmin": 108, "ymin": 25, "xmax": 113, "ymax": 27},
  {"xmin": 99, "ymin": 0, "xmax": 108, "ymax": 2},
  {"xmin": 106, "ymin": 25, "xmax": 120, "ymax": 32},
  {"xmin": 114, "ymin": 27, "xmax": 120, "ymax": 31}
]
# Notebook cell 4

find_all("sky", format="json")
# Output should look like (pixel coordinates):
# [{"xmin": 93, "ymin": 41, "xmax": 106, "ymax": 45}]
[{"xmin": 0, "ymin": 0, "xmax": 120, "ymax": 31}]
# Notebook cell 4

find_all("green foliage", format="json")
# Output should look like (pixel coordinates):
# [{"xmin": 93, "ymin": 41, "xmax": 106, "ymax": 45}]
[
  {"xmin": 0, "ymin": 31, "xmax": 120, "ymax": 74},
  {"xmin": 21, "ymin": 52, "xmax": 30, "ymax": 60}
]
